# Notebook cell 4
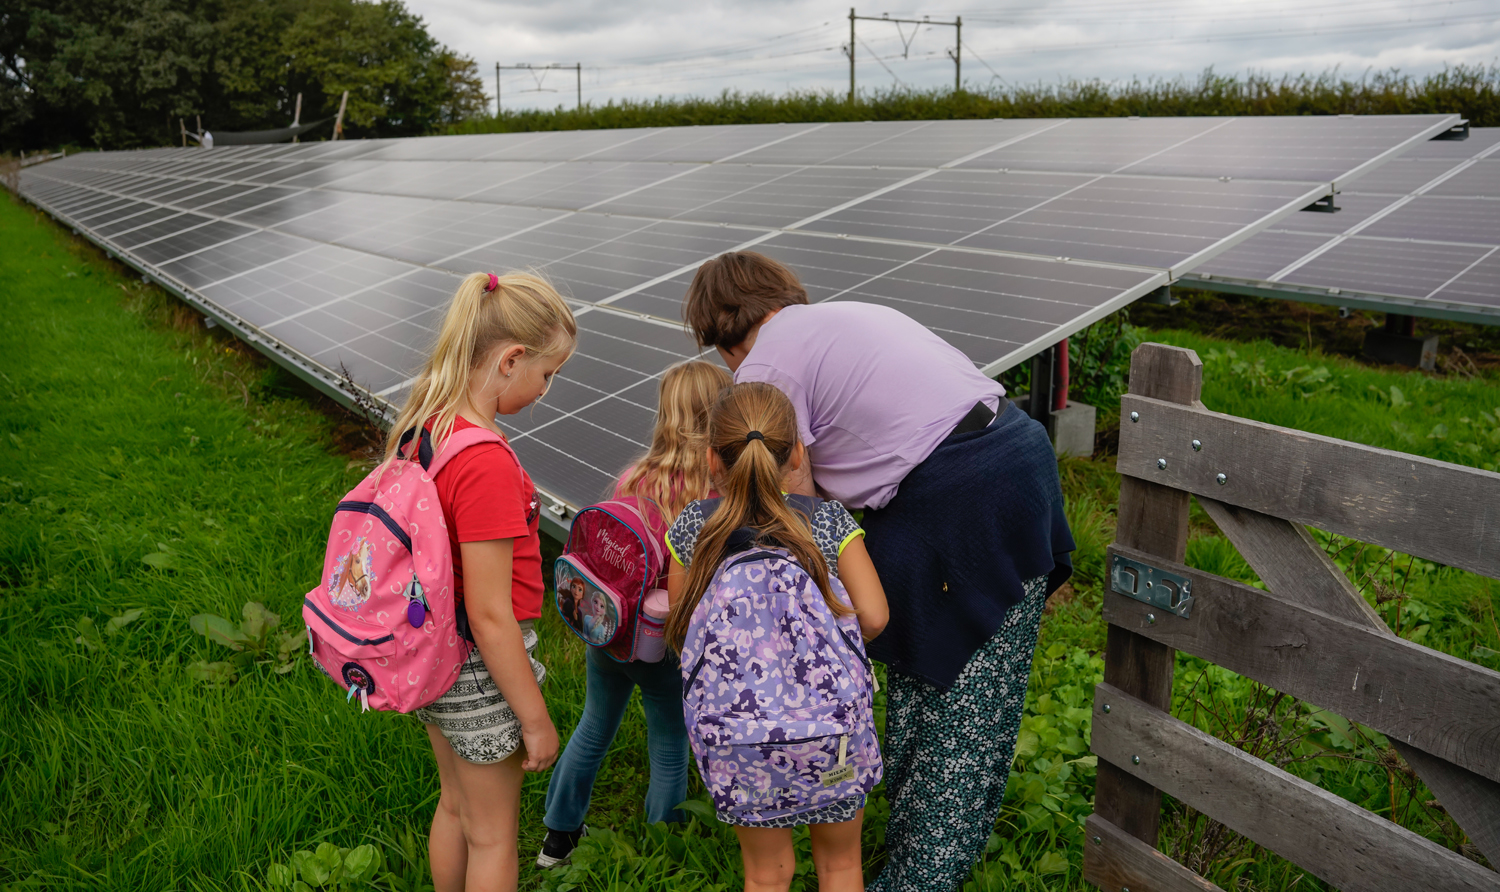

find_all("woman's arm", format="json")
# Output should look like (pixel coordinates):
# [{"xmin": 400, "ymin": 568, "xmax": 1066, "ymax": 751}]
[
  {"xmin": 836, "ymin": 536, "xmax": 888, "ymax": 641},
  {"xmin": 460, "ymin": 538, "xmax": 559, "ymax": 771}
]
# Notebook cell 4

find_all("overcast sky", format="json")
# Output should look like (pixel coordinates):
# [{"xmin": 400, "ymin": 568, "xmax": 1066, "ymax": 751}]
[{"xmin": 405, "ymin": 0, "xmax": 1500, "ymax": 112}]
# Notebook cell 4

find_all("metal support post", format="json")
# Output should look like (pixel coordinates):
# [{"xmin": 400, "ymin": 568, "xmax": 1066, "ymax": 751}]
[
  {"xmin": 1054, "ymin": 337, "xmax": 1070, "ymax": 413},
  {"xmin": 333, "ymin": 90, "xmax": 348, "ymax": 140},
  {"xmin": 576, "ymin": 63, "xmax": 582, "ymax": 109},
  {"xmin": 496, "ymin": 62, "xmax": 501, "ymax": 116},
  {"xmin": 848, "ymin": 8, "xmax": 856, "ymax": 103},
  {"xmin": 1029, "ymin": 344, "xmax": 1057, "ymax": 424},
  {"xmin": 954, "ymin": 16, "xmax": 961, "ymax": 91}
]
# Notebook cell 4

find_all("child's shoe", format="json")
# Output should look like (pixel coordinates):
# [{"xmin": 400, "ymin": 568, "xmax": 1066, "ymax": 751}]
[{"xmin": 535, "ymin": 825, "xmax": 586, "ymax": 868}]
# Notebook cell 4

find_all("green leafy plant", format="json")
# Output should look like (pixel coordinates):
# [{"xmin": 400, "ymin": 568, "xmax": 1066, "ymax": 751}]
[
  {"xmin": 187, "ymin": 601, "xmax": 303, "ymax": 684},
  {"xmin": 73, "ymin": 608, "xmax": 144, "ymax": 651},
  {"xmin": 267, "ymin": 842, "xmax": 382, "ymax": 890}
]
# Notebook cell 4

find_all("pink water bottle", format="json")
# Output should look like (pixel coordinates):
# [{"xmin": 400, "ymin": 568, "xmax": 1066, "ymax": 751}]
[{"xmin": 632, "ymin": 589, "xmax": 670, "ymax": 663}]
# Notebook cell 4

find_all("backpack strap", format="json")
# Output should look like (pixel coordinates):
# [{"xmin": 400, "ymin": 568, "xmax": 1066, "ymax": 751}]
[{"xmin": 420, "ymin": 425, "xmax": 508, "ymax": 477}]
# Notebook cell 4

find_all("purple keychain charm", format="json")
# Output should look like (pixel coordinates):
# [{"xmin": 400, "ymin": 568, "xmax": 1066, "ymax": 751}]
[{"xmin": 403, "ymin": 575, "xmax": 429, "ymax": 628}]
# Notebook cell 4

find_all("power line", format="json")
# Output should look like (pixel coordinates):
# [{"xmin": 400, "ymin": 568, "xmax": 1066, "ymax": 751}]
[
  {"xmin": 976, "ymin": 12, "xmax": 1500, "ymax": 57},
  {"xmin": 857, "ymin": 35, "xmax": 909, "ymax": 87}
]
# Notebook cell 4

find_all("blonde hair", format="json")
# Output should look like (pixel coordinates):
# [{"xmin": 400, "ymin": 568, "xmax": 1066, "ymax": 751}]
[
  {"xmin": 616, "ymin": 360, "xmax": 732, "ymax": 522},
  {"xmin": 664, "ymin": 382, "xmax": 849, "ymax": 651},
  {"xmin": 383, "ymin": 272, "xmax": 576, "ymax": 465}
]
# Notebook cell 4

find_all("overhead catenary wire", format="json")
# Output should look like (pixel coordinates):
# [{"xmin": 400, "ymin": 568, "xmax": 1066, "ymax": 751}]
[{"xmin": 857, "ymin": 35, "xmax": 909, "ymax": 87}]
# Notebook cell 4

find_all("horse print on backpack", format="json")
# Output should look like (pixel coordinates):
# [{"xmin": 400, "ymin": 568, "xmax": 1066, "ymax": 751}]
[{"xmin": 679, "ymin": 548, "xmax": 882, "ymax": 825}]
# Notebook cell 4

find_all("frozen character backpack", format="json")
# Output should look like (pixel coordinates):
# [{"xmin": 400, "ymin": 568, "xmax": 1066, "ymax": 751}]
[
  {"xmin": 303, "ymin": 425, "xmax": 506, "ymax": 712},
  {"xmin": 554, "ymin": 498, "xmax": 668, "ymax": 662},
  {"xmin": 679, "ymin": 546, "xmax": 883, "ymax": 825}
]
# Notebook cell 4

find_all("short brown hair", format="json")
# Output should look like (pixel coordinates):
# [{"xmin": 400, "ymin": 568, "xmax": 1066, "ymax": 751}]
[{"xmin": 683, "ymin": 252, "xmax": 809, "ymax": 349}]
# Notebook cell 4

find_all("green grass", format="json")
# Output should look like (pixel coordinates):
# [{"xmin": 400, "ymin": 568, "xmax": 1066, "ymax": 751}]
[
  {"xmin": 447, "ymin": 65, "xmax": 1500, "ymax": 136},
  {"xmin": 2, "ymin": 191, "xmax": 1497, "ymax": 891},
  {"xmin": 0, "ymin": 193, "xmax": 665, "ymax": 890}
]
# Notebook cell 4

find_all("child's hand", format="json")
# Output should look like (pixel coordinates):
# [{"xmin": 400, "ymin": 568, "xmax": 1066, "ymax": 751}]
[{"xmin": 521, "ymin": 716, "xmax": 560, "ymax": 771}]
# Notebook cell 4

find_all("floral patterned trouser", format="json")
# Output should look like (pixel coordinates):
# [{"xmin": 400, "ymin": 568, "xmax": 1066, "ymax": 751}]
[{"xmin": 868, "ymin": 576, "xmax": 1049, "ymax": 892}]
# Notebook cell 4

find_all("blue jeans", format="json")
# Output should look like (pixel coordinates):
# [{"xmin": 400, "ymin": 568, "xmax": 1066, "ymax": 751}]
[{"xmin": 543, "ymin": 646, "xmax": 690, "ymax": 831}]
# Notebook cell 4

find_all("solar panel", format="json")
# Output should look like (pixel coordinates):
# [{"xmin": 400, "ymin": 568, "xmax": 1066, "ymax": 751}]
[
  {"xmin": 17, "ymin": 113, "xmax": 1459, "ymax": 526},
  {"xmin": 1192, "ymin": 127, "xmax": 1500, "ymax": 323}
]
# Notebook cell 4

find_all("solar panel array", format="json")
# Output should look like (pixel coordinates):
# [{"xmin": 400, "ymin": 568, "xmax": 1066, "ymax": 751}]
[
  {"xmin": 17, "ymin": 114, "xmax": 1458, "ymax": 526},
  {"xmin": 1193, "ymin": 127, "xmax": 1500, "ymax": 323}
]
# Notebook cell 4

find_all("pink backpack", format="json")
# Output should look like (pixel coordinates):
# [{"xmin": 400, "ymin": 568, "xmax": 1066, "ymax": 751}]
[
  {"xmin": 303, "ymin": 425, "xmax": 504, "ymax": 712},
  {"xmin": 554, "ymin": 498, "xmax": 667, "ymax": 662}
]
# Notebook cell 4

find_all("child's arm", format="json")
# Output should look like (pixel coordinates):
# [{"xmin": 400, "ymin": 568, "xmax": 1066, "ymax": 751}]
[
  {"xmin": 836, "ymin": 536, "xmax": 888, "ymax": 641},
  {"xmin": 666, "ymin": 556, "xmax": 686, "ymax": 606},
  {"xmin": 460, "ymin": 537, "xmax": 559, "ymax": 771}
]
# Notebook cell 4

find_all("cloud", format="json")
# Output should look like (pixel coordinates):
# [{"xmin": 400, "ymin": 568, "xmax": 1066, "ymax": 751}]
[{"xmin": 405, "ymin": 0, "xmax": 1500, "ymax": 111}]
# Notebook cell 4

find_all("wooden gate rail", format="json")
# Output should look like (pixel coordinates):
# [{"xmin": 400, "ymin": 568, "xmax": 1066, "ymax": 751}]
[{"xmin": 1084, "ymin": 343, "xmax": 1500, "ymax": 892}]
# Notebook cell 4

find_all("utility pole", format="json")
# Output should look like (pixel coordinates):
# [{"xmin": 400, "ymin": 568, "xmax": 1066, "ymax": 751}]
[
  {"xmin": 953, "ymin": 16, "xmax": 961, "ymax": 92},
  {"xmin": 848, "ymin": 8, "xmax": 856, "ymax": 104},
  {"xmin": 292, "ymin": 92, "xmax": 303, "ymax": 144},
  {"xmin": 495, "ymin": 63, "xmax": 584, "ymax": 113},
  {"xmin": 846, "ymin": 9, "xmax": 964, "ymax": 100}
]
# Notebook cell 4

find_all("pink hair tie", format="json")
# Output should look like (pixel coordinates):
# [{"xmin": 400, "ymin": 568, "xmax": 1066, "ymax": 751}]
[{"xmin": 484, "ymin": 272, "xmax": 499, "ymax": 293}]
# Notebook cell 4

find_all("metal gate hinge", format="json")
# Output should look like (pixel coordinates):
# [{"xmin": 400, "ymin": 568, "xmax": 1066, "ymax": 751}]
[{"xmin": 1110, "ymin": 554, "xmax": 1194, "ymax": 618}]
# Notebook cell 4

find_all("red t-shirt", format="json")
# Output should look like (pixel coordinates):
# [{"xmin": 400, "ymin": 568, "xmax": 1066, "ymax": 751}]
[{"xmin": 431, "ymin": 417, "xmax": 543, "ymax": 627}]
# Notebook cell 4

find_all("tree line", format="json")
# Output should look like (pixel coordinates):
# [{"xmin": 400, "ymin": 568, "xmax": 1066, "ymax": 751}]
[{"xmin": 1, "ymin": 0, "xmax": 488, "ymax": 151}]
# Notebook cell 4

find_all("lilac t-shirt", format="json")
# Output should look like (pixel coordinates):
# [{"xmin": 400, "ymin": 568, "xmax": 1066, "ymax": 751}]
[{"xmin": 735, "ymin": 302, "xmax": 1005, "ymax": 510}]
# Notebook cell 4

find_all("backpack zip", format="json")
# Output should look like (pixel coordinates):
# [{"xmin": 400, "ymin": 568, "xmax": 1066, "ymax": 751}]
[
  {"xmin": 336, "ymin": 501, "xmax": 411, "ymax": 552},
  {"xmin": 304, "ymin": 598, "xmax": 396, "ymax": 646}
]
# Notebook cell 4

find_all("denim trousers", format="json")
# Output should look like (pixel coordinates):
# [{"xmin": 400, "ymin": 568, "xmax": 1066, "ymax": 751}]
[{"xmin": 542, "ymin": 645, "xmax": 690, "ymax": 831}]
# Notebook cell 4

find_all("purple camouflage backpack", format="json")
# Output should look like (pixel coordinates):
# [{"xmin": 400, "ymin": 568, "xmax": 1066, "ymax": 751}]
[{"xmin": 679, "ymin": 547, "xmax": 882, "ymax": 825}]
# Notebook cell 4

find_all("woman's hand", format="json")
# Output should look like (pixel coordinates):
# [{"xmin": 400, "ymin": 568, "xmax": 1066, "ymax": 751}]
[{"xmin": 522, "ymin": 715, "xmax": 560, "ymax": 772}]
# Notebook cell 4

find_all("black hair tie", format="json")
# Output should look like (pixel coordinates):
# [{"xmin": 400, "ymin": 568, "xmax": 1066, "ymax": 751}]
[{"xmin": 745, "ymin": 430, "xmax": 765, "ymax": 443}]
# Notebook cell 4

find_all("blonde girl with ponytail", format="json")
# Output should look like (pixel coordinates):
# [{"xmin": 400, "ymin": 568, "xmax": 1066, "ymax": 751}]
[
  {"xmin": 535, "ymin": 359, "xmax": 731, "ymax": 867},
  {"xmin": 662, "ymin": 382, "xmax": 887, "ymax": 892},
  {"xmin": 616, "ymin": 360, "xmax": 732, "ymax": 522},
  {"xmin": 397, "ymin": 271, "xmax": 575, "ymax": 892}
]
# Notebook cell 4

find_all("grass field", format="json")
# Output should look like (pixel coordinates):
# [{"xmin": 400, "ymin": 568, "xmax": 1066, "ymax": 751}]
[{"xmin": 2, "ymin": 189, "xmax": 1496, "ymax": 891}]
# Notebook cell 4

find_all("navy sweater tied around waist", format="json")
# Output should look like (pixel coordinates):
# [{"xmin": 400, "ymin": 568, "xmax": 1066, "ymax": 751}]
[{"xmin": 862, "ymin": 402, "xmax": 1075, "ymax": 690}]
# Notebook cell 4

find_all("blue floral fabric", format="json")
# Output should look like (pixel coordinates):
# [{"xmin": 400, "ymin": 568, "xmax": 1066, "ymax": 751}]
[{"xmin": 868, "ymin": 575, "xmax": 1048, "ymax": 892}]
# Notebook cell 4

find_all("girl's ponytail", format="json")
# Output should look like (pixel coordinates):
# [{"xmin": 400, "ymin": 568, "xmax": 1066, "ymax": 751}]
[
  {"xmin": 664, "ymin": 382, "xmax": 847, "ymax": 651},
  {"xmin": 383, "ymin": 272, "xmax": 576, "ymax": 465}
]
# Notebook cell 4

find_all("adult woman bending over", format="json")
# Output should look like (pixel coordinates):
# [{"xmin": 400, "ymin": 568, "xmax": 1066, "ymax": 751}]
[{"xmin": 683, "ymin": 252, "xmax": 1074, "ymax": 891}]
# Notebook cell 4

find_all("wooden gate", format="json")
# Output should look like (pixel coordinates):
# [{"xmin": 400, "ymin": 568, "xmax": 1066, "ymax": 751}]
[{"xmin": 1083, "ymin": 343, "xmax": 1500, "ymax": 892}]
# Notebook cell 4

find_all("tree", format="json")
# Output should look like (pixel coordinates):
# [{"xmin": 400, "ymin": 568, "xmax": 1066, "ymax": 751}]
[{"xmin": 0, "ymin": 0, "xmax": 487, "ymax": 151}]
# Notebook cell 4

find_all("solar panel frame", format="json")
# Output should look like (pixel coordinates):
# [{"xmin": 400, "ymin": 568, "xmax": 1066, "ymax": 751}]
[{"xmin": 1193, "ymin": 127, "xmax": 1500, "ymax": 322}]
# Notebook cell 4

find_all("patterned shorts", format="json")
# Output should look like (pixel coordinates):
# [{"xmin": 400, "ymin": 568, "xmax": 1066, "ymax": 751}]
[{"xmin": 414, "ymin": 624, "xmax": 546, "ymax": 765}]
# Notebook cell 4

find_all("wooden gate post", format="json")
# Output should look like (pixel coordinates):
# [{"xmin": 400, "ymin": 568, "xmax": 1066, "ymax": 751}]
[{"xmin": 1092, "ymin": 344, "xmax": 1201, "ymax": 843}]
